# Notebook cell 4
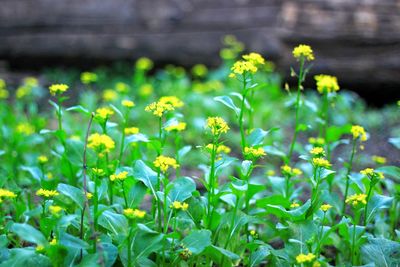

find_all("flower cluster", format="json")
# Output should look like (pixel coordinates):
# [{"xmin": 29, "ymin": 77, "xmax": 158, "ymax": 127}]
[
  {"xmin": 320, "ymin": 204, "xmax": 332, "ymax": 212},
  {"xmin": 153, "ymin": 155, "xmax": 179, "ymax": 173},
  {"xmin": 346, "ymin": 193, "xmax": 367, "ymax": 206},
  {"xmin": 229, "ymin": 60, "xmax": 257, "ymax": 78},
  {"xmin": 122, "ymin": 100, "xmax": 135, "ymax": 108},
  {"xmin": 136, "ymin": 57, "xmax": 153, "ymax": 71},
  {"xmin": 0, "ymin": 79, "xmax": 9, "ymax": 99},
  {"xmin": 314, "ymin": 74, "xmax": 340, "ymax": 94},
  {"xmin": 290, "ymin": 202, "xmax": 300, "ymax": 208},
  {"xmin": 170, "ymin": 201, "xmax": 189, "ymax": 211},
  {"xmin": 115, "ymin": 82, "xmax": 130, "ymax": 93},
  {"xmin": 360, "ymin": 168, "xmax": 384, "ymax": 179},
  {"xmin": 145, "ymin": 101, "xmax": 174, "ymax": 117},
  {"xmin": 244, "ymin": 146, "xmax": 266, "ymax": 159},
  {"xmin": 309, "ymin": 137, "xmax": 325, "ymax": 146},
  {"xmin": 110, "ymin": 171, "xmax": 129, "ymax": 182},
  {"xmin": 0, "ymin": 189, "xmax": 17, "ymax": 203},
  {"xmin": 38, "ymin": 155, "xmax": 49, "ymax": 164},
  {"xmin": 310, "ymin": 147, "xmax": 325, "ymax": 157},
  {"xmin": 49, "ymin": 84, "xmax": 69, "ymax": 96},
  {"xmin": 159, "ymin": 96, "xmax": 184, "ymax": 108},
  {"xmin": 36, "ymin": 189, "xmax": 59, "ymax": 198},
  {"xmin": 205, "ymin": 144, "xmax": 231, "ymax": 155},
  {"xmin": 165, "ymin": 122, "xmax": 186, "ymax": 132},
  {"xmin": 372, "ymin": 155, "xmax": 386, "ymax": 164},
  {"xmin": 16, "ymin": 123, "xmax": 35, "ymax": 135},
  {"xmin": 80, "ymin": 72, "xmax": 98, "ymax": 84},
  {"xmin": 123, "ymin": 208, "xmax": 146, "ymax": 219},
  {"xmin": 296, "ymin": 253, "xmax": 316, "ymax": 264},
  {"xmin": 49, "ymin": 205, "xmax": 63, "ymax": 215},
  {"xmin": 95, "ymin": 107, "xmax": 114, "ymax": 121},
  {"xmin": 87, "ymin": 133, "xmax": 115, "ymax": 153},
  {"xmin": 103, "ymin": 89, "xmax": 118, "ymax": 102},
  {"xmin": 351, "ymin": 125, "xmax": 367, "ymax": 142},
  {"xmin": 124, "ymin": 127, "xmax": 139, "ymax": 135},
  {"xmin": 292, "ymin": 44, "xmax": 315, "ymax": 61},
  {"xmin": 281, "ymin": 165, "xmax": 303, "ymax": 177},
  {"xmin": 206, "ymin": 117, "xmax": 229, "ymax": 135},
  {"xmin": 92, "ymin": 168, "xmax": 105, "ymax": 176},
  {"xmin": 312, "ymin": 157, "xmax": 331, "ymax": 168},
  {"xmin": 242, "ymin": 52, "xmax": 265, "ymax": 65}
]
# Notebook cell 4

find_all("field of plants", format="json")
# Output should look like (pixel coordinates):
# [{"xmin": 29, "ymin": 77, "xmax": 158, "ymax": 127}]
[{"xmin": 0, "ymin": 36, "xmax": 399, "ymax": 266}]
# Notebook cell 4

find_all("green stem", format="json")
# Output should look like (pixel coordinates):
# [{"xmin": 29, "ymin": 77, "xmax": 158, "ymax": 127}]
[
  {"xmin": 351, "ymin": 222, "xmax": 357, "ymax": 265},
  {"xmin": 342, "ymin": 139, "xmax": 357, "ymax": 215},
  {"xmin": 364, "ymin": 184, "xmax": 374, "ymax": 226},
  {"xmin": 207, "ymin": 136, "xmax": 218, "ymax": 229},
  {"xmin": 163, "ymin": 176, "xmax": 169, "ymax": 233},
  {"xmin": 316, "ymin": 212, "xmax": 326, "ymax": 257},
  {"xmin": 127, "ymin": 226, "xmax": 133, "ymax": 267},
  {"xmin": 239, "ymin": 77, "xmax": 248, "ymax": 154},
  {"xmin": 118, "ymin": 125, "xmax": 126, "ymax": 165},
  {"xmin": 321, "ymin": 92, "xmax": 330, "ymax": 160},
  {"xmin": 285, "ymin": 175, "xmax": 291, "ymax": 200},
  {"xmin": 122, "ymin": 181, "xmax": 128, "ymax": 208},
  {"xmin": 288, "ymin": 58, "xmax": 305, "ymax": 162}
]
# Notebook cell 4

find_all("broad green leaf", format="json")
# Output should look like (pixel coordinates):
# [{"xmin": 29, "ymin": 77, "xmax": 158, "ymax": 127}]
[
  {"xmin": 167, "ymin": 177, "xmax": 196, "ymax": 202},
  {"xmin": 214, "ymin": 95, "xmax": 240, "ymax": 116},
  {"xmin": 204, "ymin": 245, "xmax": 240, "ymax": 263},
  {"xmin": 181, "ymin": 229, "xmax": 212, "ymax": 255},
  {"xmin": 57, "ymin": 183, "xmax": 84, "ymax": 210},
  {"xmin": 20, "ymin": 166, "xmax": 42, "ymax": 181},
  {"xmin": 0, "ymin": 248, "xmax": 51, "ymax": 267},
  {"xmin": 133, "ymin": 225, "xmax": 164, "ymax": 260},
  {"xmin": 125, "ymin": 133, "xmax": 149, "ymax": 143},
  {"xmin": 247, "ymin": 128, "xmax": 279, "ymax": 147},
  {"xmin": 133, "ymin": 160, "xmax": 157, "ymax": 197},
  {"xmin": 326, "ymin": 124, "xmax": 351, "ymax": 142},
  {"xmin": 250, "ymin": 246, "xmax": 271, "ymax": 267},
  {"xmin": 66, "ymin": 105, "xmax": 90, "ymax": 115},
  {"xmin": 98, "ymin": 210, "xmax": 128, "ymax": 236},
  {"xmin": 11, "ymin": 223, "xmax": 47, "ymax": 245},
  {"xmin": 377, "ymin": 166, "xmax": 400, "ymax": 181},
  {"xmin": 265, "ymin": 200, "xmax": 311, "ymax": 221},
  {"xmin": 366, "ymin": 194, "xmax": 393, "ymax": 224},
  {"xmin": 178, "ymin": 145, "xmax": 192, "ymax": 159},
  {"xmin": 263, "ymin": 146, "xmax": 286, "ymax": 158},
  {"xmin": 388, "ymin": 137, "xmax": 400, "ymax": 149},
  {"xmin": 361, "ymin": 238, "xmax": 400, "ymax": 266}
]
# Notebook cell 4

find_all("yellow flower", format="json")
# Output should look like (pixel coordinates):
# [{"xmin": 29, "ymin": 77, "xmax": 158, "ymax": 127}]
[
  {"xmin": 15, "ymin": 86, "xmax": 32, "ymax": 99},
  {"xmin": 191, "ymin": 64, "xmax": 208, "ymax": 77},
  {"xmin": 87, "ymin": 133, "xmax": 115, "ymax": 153},
  {"xmin": 86, "ymin": 192, "xmax": 93, "ymax": 199},
  {"xmin": 115, "ymin": 82, "xmax": 130, "ymax": 93},
  {"xmin": 310, "ymin": 147, "xmax": 325, "ymax": 157},
  {"xmin": 122, "ymin": 100, "xmax": 135, "ymax": 108},
  {"xmin": 36, "ymin": 189, "xmax": 59, "ymax": 198},
  {"xmin": 124, "ymin": 127, "xmax": 140, "ymax": 135},
  {"xmin": 153, "ymin": 156, "xmax": 179, "ymax": 173},
  {"xmin": 49, "ymin": 84, "xmax": 69, "ymax": 96},
  {"xmin": 0, "ymin": 88, "xmax": 9, "ymax": 99},
  {"xmin": 296, "ymin": 253, "xmax": 316, "ymax": 263},
  {"xmin": 266, "ymin": 170, "xmax": 275, "ymax": 176},
  {"xmin": 95, "ymin": 107, "xmax": 114, "ymax": 121},
  {"xmin": 313, "ymin": 261, "xmax": 321, "ymax": 267},
  {"xmin": 206, "ymin": 117, "xmax": 229, "ymax": 135},
  {"xmin": 110, "ymin": 171, "xmax": 129, "ymax": 182},
  {"xmin": 351, "ymin": 125, "xmax": 367, "ymax": 142},
  {"xmin": 180, "ymin": 248, "xmax": 193, "ymax": 259},
  {"xmin": 346, "ymin": 193, "xmax": 367, "ymax": 206},
  {"xmin": 102, "ymin": 89, "xmax": 118, "ymax": 102},
  {"xmin": 36, "ymin": 245, "xmax": 45, "ymax": 253},
  {"xmin": 360, "ymin": 168, "xmax": 374, "ymax": 176},
  {"xmin": 16, "ymin": 123, "xmax": 35, "ymax": 135},
  {"xmin": 0, "ymin": 189, "xmax": 17, "ymax": 199},
  {"xmin": 37, "ymin": 155, "xmax": 48, "ymax": 164},
  {"xmin": 139, "ymin": 84, "xmax": 153, "ymax": 97},
  {"xmin": 312, "ymin": 157, "xmax": 331, "ymax": 168},
  {"xmin": 205, "ymin": 144, "xmax": 231, "ymax": 155},
  {"xmin": 170, "ymin": 201, "xmax": 189, "ymax": 211},
  {"xmin": 49, "ymin": 238, "xmax": 57, "ymax": 246},
  {"xmin": 159, "ymin": 96, "xmax": 184, "ymax": 108},
  {"xmin": 46, "ymin": 172, "xmax": 53, "ymax": 179},
  {"xmin": 290, "ymin": 202, "xmax": 300, "ymax": 208},
  {"xmin": 229, "ymin": 60, "xmax": 258, "ymax": 78},
  {"xmin": 281, "ymin": 165, "xmax": 302, "ymax": 177},
  {"xmin": 136, "ymin": 57, "xmax": 153, "ymax": 71},
  {"xmin": 314, "ymin": 74, "xmax": 340, "ymax": 94},
  {"xmin": 309, "ymin": 137, "xmax": 325, "ymax": 146},
  {"xmin": 92, "ymin": 168, "xmax": 105, "ymax": 176},
  {"xmin": 244, "ymin": 146, "xmax": 266, "ymax": 159},
  {"xmin": 242, "ymin": 52, "xmax": 265, "ymax": 65},
  {"xmin": 145, "ymin": 101, "xmax": 174, "ymax": 117},
  {"xmin": 165, "ymin": 122, "xmax": 187, "ymax": 132},
  {"xmin": 0, "ymin": 79, "xmax": 6, "ymax": 89},
  {"xmin": 292, "ymin": 44, "xmax": 315, "ymax": 61},
  {"xmin": 372, "ymin": 155, "xmax": 386, "ymax": 165},
  {"xmin": 320, "ymin": 204, "xmax": 332, "ymax": 212},
  {"xmin": 49, "ymin": 205, "xmax": 63, "ymax": 215},
  {"xmin": 80, "ymin": 72, "xmax": 98, "ymax": 84},
  {"xmin": 360, "ymin": 168, "xmax": 384, "ymax": 180},
  {"xmin": 123, "ymin": 208, "xmax": 146, "ymax": 219}
]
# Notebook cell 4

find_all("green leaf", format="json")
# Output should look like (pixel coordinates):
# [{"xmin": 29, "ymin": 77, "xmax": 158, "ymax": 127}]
[
  {"xmin": 128, "ymin": 183, "xmax": 147, "ymax": 208},
  {"xmin": 366, "ymin": 194, "xmax": 393, "ymax": 224},
  {"xmin": 11, "ymin": 223, "xmax": 47, "ymax": 245},
  {"xmin": 57, "ymin": 183, "xmax": 84, "ymax": 210},
  {"xmin": 249, "ymin": 246, "xmax": 271, "ymax": 267},
  {"xmin": 214, "ymin": 95, "xmax": 240, "ymax": 116},
  {"xmin": 247, "ymin": 128, "xmax": 279, "ymax": 147},
  {"xmin": 377, "ymin": 166, "xmax": 400, "ymax": 181},
  {"xmin": 263, "ymin": 146, "xmax": 286, "ymax": 158},
  {"xmin": 256, "ymin": 195, "xmax": 291, "ymax": 208},
  {"xmin": 133, "ymin": 224, "xmax": 164, "ymax": 260},
  {"xmin": 181, "ymin": 229, "xmax": 212, "ymax": 255},
  {"xmin": 20, "ymin": 166, "xmax": 42, "ymax": 182},
  {"xmin": 98, "ymin": 210, "xmax": 128, "ymax": 237},
  {"xmin": 0, "ymin": 248, "xmax": 52, "ymax": 267},
  {"xmin": 66, "ymin": 105, "xmax": 90, "ymax": 115},
  {"xmin": 167, "ymin": 177, "xmax": 196, "ymax": 202},
  {"xmin": 265, "ymin": 200, "xmax": 311, "ymax": 221},
  {"xmin": 361, "ymin": 238, "xmax": 400, "ymax": 266},
  {"xmin": 205, "ymin": 245, "xmax": 240, "ymax": 263},
  {"xmin": 178, "ymin": 145, "xmax": 192, "ymax": 159},
  {"xmin": 133, "ymin": 160, "xmax": 157, "ymax": 197},
  {"xmin": 125, "ymin": 133, "xmax": 149, "ymax": 143},
  {"xmin": 326, "ymin": 124, "xmax": 351, "ymax": 142},
  {"xmin": 389, "ymin": 137, "xmax": 400, "ymax": 149}
]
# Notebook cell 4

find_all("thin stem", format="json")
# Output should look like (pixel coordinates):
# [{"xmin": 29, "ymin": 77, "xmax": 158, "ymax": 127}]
[
  {"xmin": 122, "ymin": 181, "xmax": 128, "ymax": 208},
  {"xmin": 118, "ymin": 125, "xmax": 126, "ymax": 165},
  {"xmin": 342, "ymin": 139, "xmax": 357, "ymax": 215},
  {"xmin": 207, "ymin": 136, "xmax": 218, "ymax": 229},
  {"xmin": 316, "ymin": 212, "xmax": 326, "ymax": 257},
  {"xmin": 321, "ymin": 92, "xmax": 330, "ymax": 160},
  {"xmin": 351, "ymin": 222, "xmax": 357, "ymax": 265},
  {"xmin": 288, "ymin": 58, "xmax": 305, "ymax": 162},
  {"xmin": 239, "ymin": 77, "xmax": 248, "ymax": 154},
  {"xmin": 285, "ymin": 175, "xmax": 291, "ymax": 200},
  {"xmin": 163, "ymin": 176, "xmax": 169, "ymax": 233},
  {"xmin": 127, "ymin": 226, "xmax": 133, "ymax": 267},
  {"xmin": 364, "ymin": 184, "xmax": 374, "ymax": 226}
]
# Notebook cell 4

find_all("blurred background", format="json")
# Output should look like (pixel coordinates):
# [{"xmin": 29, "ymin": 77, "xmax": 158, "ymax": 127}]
[{"xmin": 0, "ymin": 0, "xmax": 400, "ymax": 105}]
